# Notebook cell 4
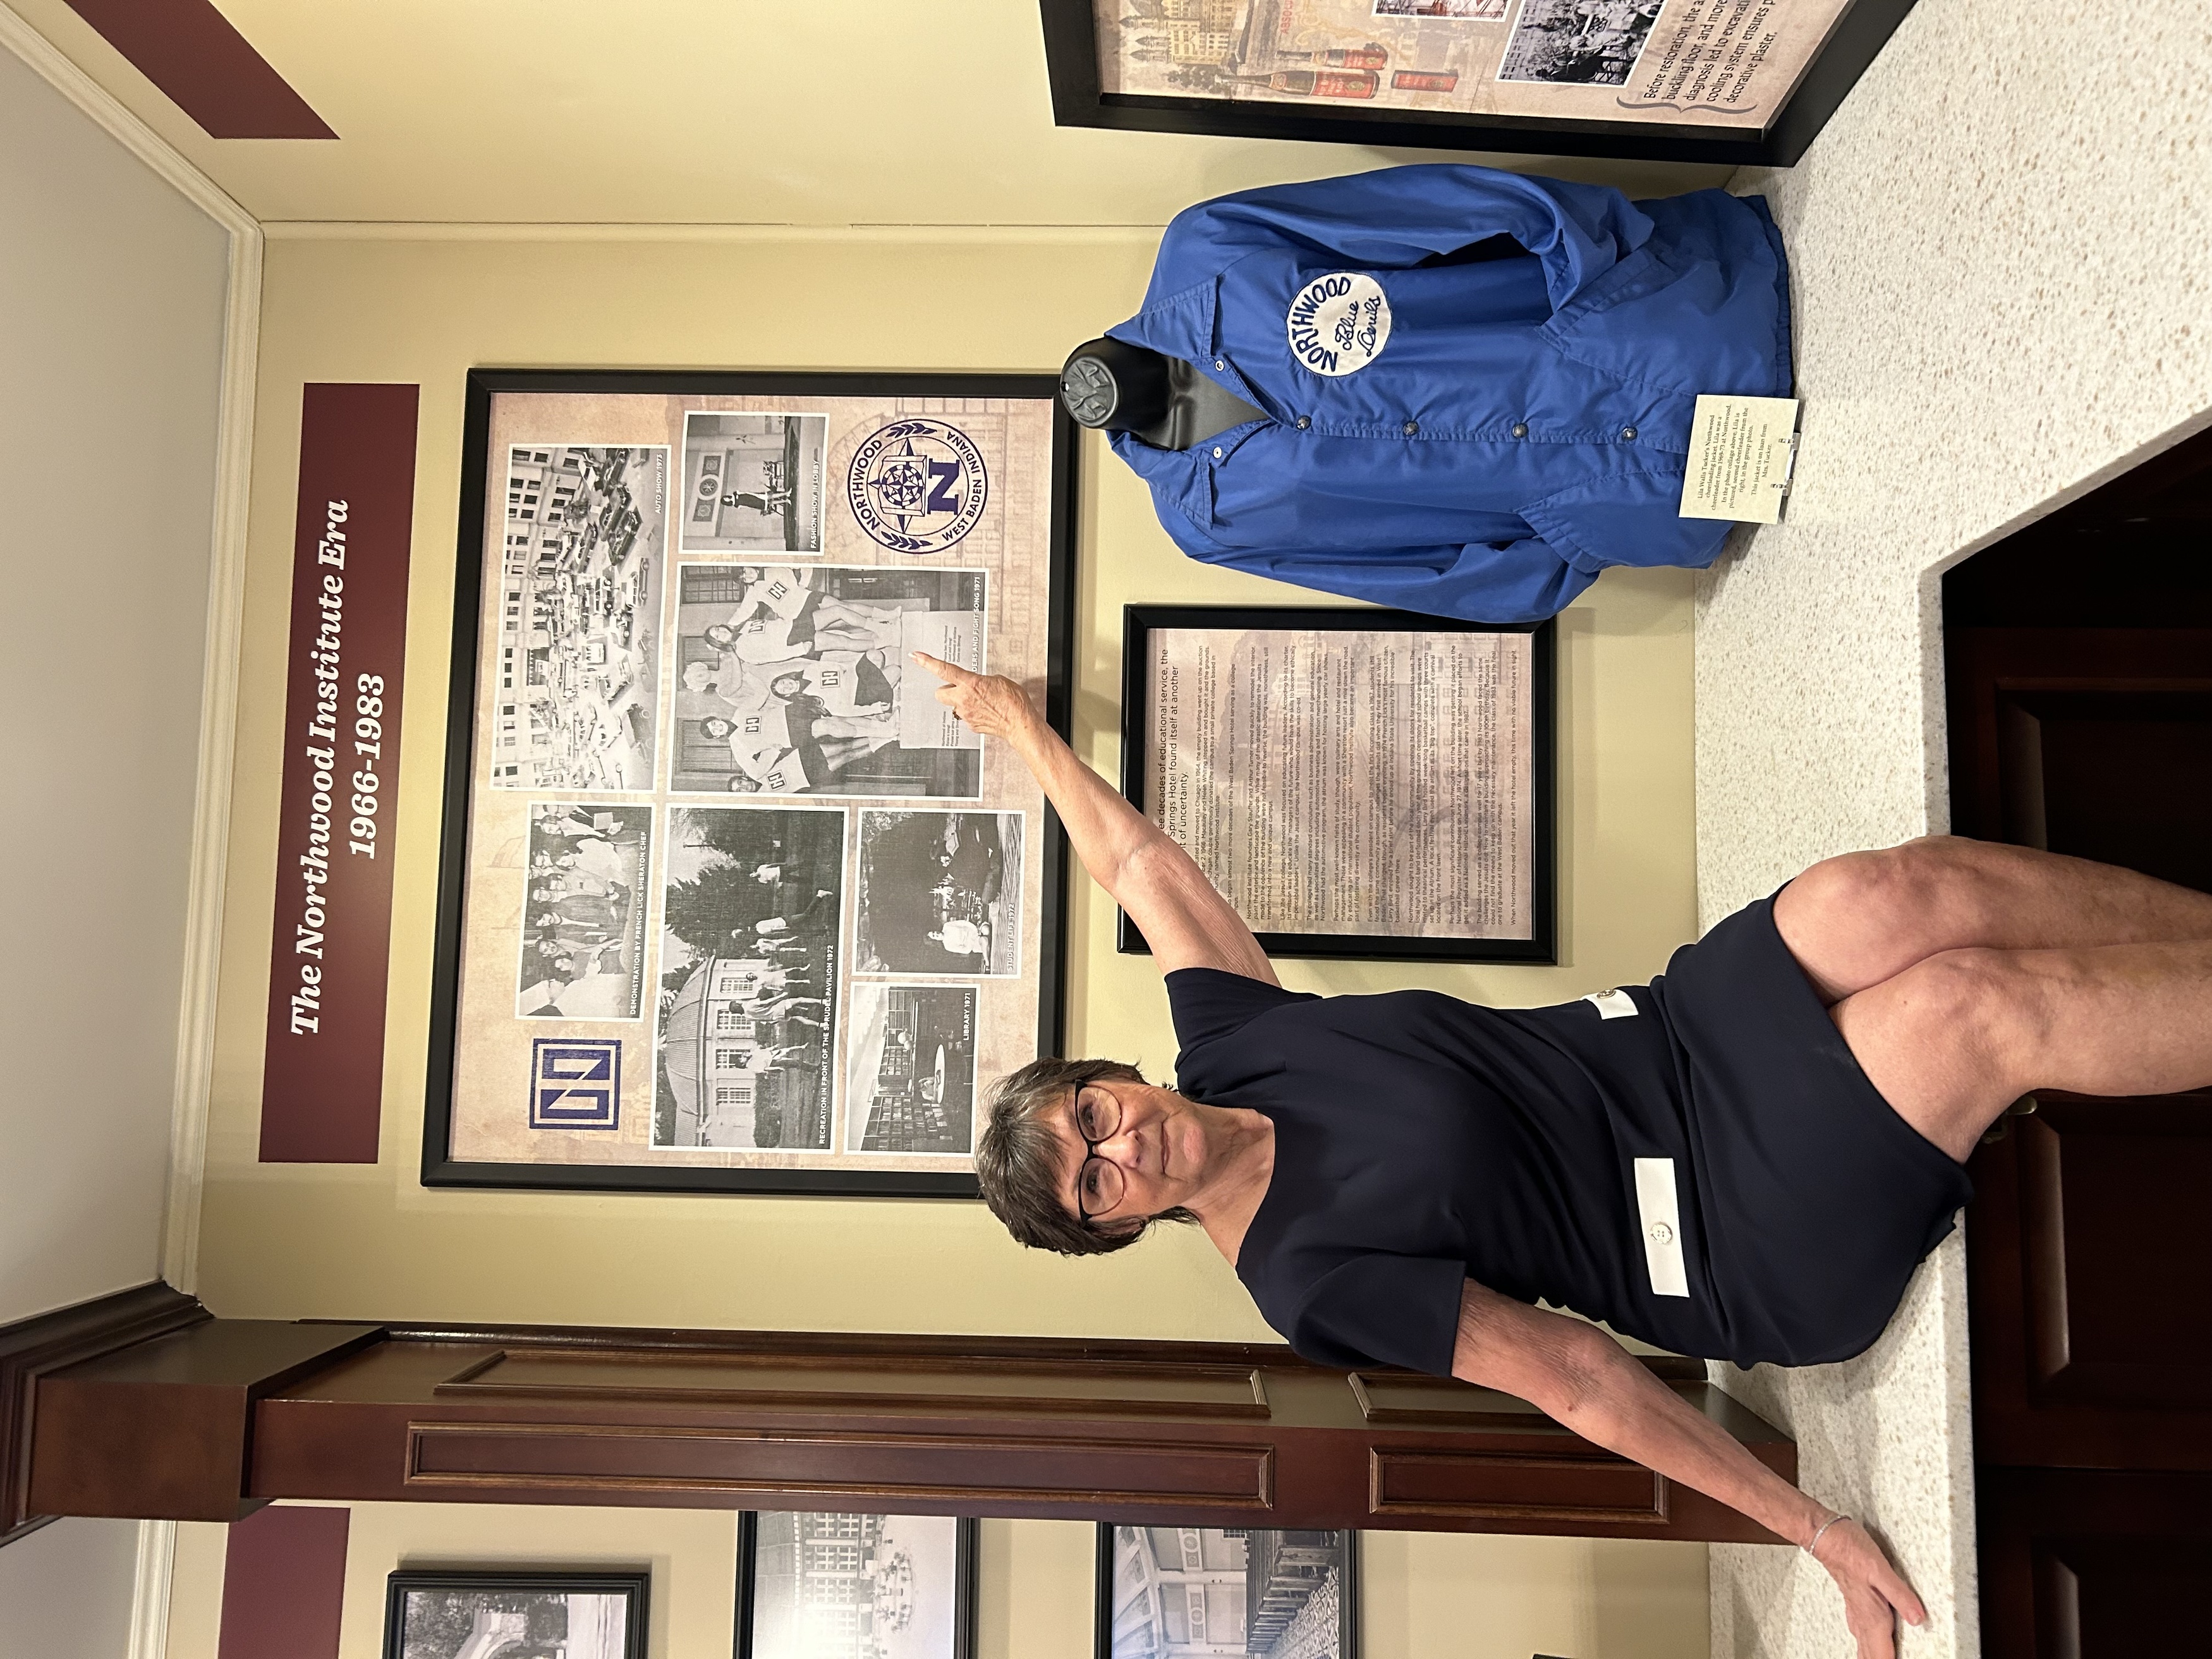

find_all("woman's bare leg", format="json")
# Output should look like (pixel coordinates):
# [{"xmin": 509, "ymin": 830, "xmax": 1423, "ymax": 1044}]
[
  {"xmin": 812, "ymin": 711, "xmax": 897, "ymax": 741},
  {"xmin": 815, "ymin": 732, "xmax": 897, "ymax": 770},
  {"xmin": 1775, "ymin": 836, "xmax": 2212, "ymax": 1004},
  {"xmin": 1832, "ymin": 940, "xmax": 2212, "ymax": 1160}
]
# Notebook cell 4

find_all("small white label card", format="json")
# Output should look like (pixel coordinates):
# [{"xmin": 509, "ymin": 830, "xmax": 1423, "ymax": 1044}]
[{"xmin": 1678, "ymin": 394, "xmax": 1802, "ymax": 523}]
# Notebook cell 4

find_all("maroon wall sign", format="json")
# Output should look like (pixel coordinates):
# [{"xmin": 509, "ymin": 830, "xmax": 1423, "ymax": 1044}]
[
  {"xmin": 260, "ymin": 384, "xmax": 418, "ymax": 1162},
  {"xmin": 61, "ymin": 0, "xmax": 337, "ymax": 140},
  {"xmin": 216, "ymin": 1504, "xmax": 350, "ymax": 1659}
]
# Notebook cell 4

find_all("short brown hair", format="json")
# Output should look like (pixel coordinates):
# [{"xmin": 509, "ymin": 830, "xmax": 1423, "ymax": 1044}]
[{"xmin": 975, "ymin": 1056, "xmax": 1197, "ymax": 1256}]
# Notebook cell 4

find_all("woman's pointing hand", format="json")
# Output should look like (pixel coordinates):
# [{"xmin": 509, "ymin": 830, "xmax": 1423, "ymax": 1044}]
[{"xmin": 912, "ymin": 652, "xmax": 1043, "ymax": 744}]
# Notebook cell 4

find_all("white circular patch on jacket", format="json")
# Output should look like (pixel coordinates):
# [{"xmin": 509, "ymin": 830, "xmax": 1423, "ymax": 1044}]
[{"xmin": 1285, "ymin": 272, "xmax": 1392, "ymax": 377}]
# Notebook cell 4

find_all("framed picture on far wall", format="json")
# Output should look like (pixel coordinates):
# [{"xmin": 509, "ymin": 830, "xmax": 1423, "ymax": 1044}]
[
  {"xmin": 1095, "ymin": 1526, "xmax": 1358, "ymax": 1659},
  {"xmin": 384, "ymin": 1570, "xmax": 648, "ymax": 1659},
  {"xmin": 422, "ymin": 370, "xmax": 1077, "ymax": 1201},
  {"xmin": 737, "ymin": 1512, "xmax": 978, "ymax": 1659},
  {"xmin": 1040, "ymin": 0, "xmax": 1922, "ymax": 167}
]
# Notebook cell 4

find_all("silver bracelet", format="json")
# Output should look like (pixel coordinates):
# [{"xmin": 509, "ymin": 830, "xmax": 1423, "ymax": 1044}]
[{"xmin": 1803, "ymin": 1513, "xmax": 1849, "ymax": 1557}]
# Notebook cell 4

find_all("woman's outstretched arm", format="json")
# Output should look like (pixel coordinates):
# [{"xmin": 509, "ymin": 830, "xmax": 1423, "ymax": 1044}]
[
  {"xmin": 1452, "ymin": 1281, "xmax": 1926, "ymax": 1659},
  {"xmin": 914, "ymin": 653, "xmax": 1274, "ymax": 984}
]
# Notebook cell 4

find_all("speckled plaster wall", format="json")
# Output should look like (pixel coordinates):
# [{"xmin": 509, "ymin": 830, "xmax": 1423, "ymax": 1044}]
[{"xmin": 1697, "ymin": 1, "xmax": 2212, "ymax": 1655}]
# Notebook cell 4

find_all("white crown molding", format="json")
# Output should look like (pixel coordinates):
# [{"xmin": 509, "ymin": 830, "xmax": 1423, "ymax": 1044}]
[
  {"xmin": 126, "ymin": 1521, "xmax": 178, "ymax": 1659},
  {"xmin": 163, "ymin": 219, "xmax": 262, "ymax": 1297},
  {"xmin": 0, "ymin": 2, "xmax": 265, "ymax": 1298},
  {"xmin": 0, "ymin": 2, "xmax": 255, "ymax": 236},
  {"xmin": 262, "ymin": 218, "xmax": 1166, "ymax": 244}
]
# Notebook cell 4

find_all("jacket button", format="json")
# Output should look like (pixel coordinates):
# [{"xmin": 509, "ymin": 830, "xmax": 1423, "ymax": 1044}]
[
  {"xmin": 1294, "ymin": 416, "xmax": 1311, "ymax": 430},
  {"xmin": 1511, "ymin": 422, "xmax": 1528, "ymax": 439},
  {"xmin": 1402, "ymin": 420, "xmax": 1419, "ymax": 435},
  {"xmin": 1621, "ymin": 426, "xmax": 1638, "ymax": 441},
  {"xmin": 1212, "ymin": 446, "xmax": 1224, "ymax": 459},
  {"xmin": 1213, "ymin": 358, "xmax": 1226, "ymax": 372}
]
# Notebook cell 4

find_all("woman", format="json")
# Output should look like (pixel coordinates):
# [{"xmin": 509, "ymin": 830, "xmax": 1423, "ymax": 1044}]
[
  {"xmin": 769, "ymin": 650, "xmax": 897, "ymax": 719},
  {"xmin": 913, "ymin": 651, "xmax": 2212, "ymax": 1659}
]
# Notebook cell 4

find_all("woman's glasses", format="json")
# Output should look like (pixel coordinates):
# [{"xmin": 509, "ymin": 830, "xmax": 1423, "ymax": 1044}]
[{"xmin": 1074, "ymin": 1085, "xmax": 1126, "ymax": 1219}]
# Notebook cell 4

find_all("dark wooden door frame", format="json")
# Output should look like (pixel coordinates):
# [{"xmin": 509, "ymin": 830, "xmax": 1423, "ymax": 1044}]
[
  {"xmin": 1, "ymin": 1282, "xmax": 211, "ymax": 1544},
  {"xmin": 1968, "ymin": 1088, "xmax": 2212, "ymax": 1471},
  {"xmin": 3, "ymin": 1284, "xmax": 1795, "ymax": 1544},
  {"xmin": 1944, "ymin": 419, "xmax": 2212, "ymax": 1656},
  {"xmin": 1977, "ymin": 1466, "xmax": 2212, "ymax": 1657}
]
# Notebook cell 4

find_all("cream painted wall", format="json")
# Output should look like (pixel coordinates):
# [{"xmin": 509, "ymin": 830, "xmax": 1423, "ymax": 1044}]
[
  {"xmin": 0, "ymin": 33, "xmax": 227, "ymax": 1326},
  {"xmin": 172, "ymin": 219, "xmax": 1708, "ymax": 1659},
  {"xmin": 196, "ymin": 228, "xmax": 1700, "ymax": 1341},
  {"xmin": 0, "ymin": 26, "xmax": 230, "ymax": 1655},
  {"xmin": 8, "ymin": 0, "xmax": 1726, "ymax": 226},
  {"xmin": 177, "ymin": 221, "xmax": 1708, "ymax": 1659},
  {"xmin": 162, "ymin": 1505, "xmax": 740, "ymax": 1659},
  {"xmin": 164, "ymin": 1505, "xmax": 1708, "ymax": 1659},
  {"xmin": 0, "ymin": 1517, "xmax": 143, "ymax": 1659}
]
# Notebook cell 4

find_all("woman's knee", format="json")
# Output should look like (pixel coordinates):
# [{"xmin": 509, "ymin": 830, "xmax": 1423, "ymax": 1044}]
[
  {"xmin": 1887, "ymin": 947, "xmax": 2045, "ymax": 1080},
  {"xmin": 1836, "ymin": 947, "xmax": 2036, "ymax": 1148},
  {"xmin": 1793, "ymin": 839, "xmax": 1988, "ymax": 938},
  {"xmin": 1777, "ymin": 844, "xmax": 1943, "ymax": 992}
]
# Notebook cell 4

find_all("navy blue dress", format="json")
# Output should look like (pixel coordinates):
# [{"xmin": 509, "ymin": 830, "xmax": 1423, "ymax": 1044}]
[{"xmin": 1169, "ymin": 896, "xmax": 1972, "ymax": 1376}]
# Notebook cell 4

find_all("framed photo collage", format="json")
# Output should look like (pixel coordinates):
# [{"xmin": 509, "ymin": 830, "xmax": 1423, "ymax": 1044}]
[{"xmin": 424, "ymin": 372, "xmax": 1077, "ymax": 1198}]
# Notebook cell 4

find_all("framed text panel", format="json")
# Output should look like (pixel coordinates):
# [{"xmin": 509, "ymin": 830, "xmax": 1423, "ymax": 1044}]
[{"xmin": 1120, "ymin": 605, "xmax": 1556, "ymax": 964}]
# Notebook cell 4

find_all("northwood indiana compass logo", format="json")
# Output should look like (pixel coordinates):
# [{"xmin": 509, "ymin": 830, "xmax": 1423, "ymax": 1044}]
[{"xmin": 846, "ymin": 418, "xmax": 988, "ymax": 554}]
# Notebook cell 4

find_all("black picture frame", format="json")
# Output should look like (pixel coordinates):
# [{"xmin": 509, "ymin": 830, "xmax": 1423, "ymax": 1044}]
[
  {"xmin": 1119, "ymin": 604, "xmax": 1557, "ymax": 964},
  {"xmin": 1039, "ymin": 0, "xmax": 1917, "ymax": 167},
  {"xmin": 384, "ymin": 1569, "xmax": 650, "ymax": 1659},
  {"xmin": 736, "ymin": 1510, "xmax": 979, "ymax": 1659},
  {"xmin": 423, "ymin": 369, "xmax": 1078, "ymax": 1199},
  {"xmin": 1095, "ymin": 1524, "xmax": 1359, "ymax": 1659}
]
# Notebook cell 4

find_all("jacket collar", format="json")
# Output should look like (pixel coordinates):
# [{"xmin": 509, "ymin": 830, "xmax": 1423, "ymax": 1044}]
[
  {"xmin": 1103, "ymin": 276, "xmax": 1269, "ymax": 518},
  {"xmin": 1107, "ymin": 273, "xmax": 1218, "ymax": 365}
]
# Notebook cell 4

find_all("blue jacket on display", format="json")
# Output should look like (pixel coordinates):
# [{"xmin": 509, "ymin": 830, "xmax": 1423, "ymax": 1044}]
[{"xmin": 1105, "ymin": 165, "xmax": 1794, "ymax": 622}]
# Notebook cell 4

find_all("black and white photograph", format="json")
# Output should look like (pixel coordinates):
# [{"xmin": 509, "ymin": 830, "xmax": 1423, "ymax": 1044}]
[
  {"xmin": 1496, "ymin": 0, "xmax": 1664, "ymax": 86},
  {"xmin": 853, "ymin": 810, "xmax": 1023, "ymax": 977},
  {"xmin": 653, "ymin": 805, "xmax": 844, "ymax": 1150},
  {"xmin": 740, "ymin": 1512, "xmax": 976, "ymax": 1659},
  {"xmin": 669, "ymin": 562, "xmax": 987, "ymax": 799},
  {"xmin": 841, "ymin": 984, "xmax": 978, "ymax": 1155},
  {"xmin": 382, "ymin": 1571, "xmax": 648, "ymax": 1659},
  {"xmin": 1097, "ymin": 1528, "xmax": 1357, "ymax": 1659},
  {"xmin": 488, "ymin": 444, "xmax": 667, "ymax": 793},
  {"xmin": 682, "ymin": 411, "xmax": 828, "ymax": 554},
  {"xmin": 516, "ymin": 803, "xmax": 653, "ymax": 1019}
]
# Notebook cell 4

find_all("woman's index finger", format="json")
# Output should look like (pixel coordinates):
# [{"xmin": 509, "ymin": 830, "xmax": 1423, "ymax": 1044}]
[{"xmin": 911, "ymin": 650, "xmax": 974, "ymax": 685}]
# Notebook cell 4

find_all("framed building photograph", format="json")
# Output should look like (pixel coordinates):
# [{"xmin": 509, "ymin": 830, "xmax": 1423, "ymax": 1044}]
[
  {"xmin": 1039, "ymin": 0, "xmax": 1921, "ymax": 167},
  {"xmin": 1095, "ymin": 1526, "xmax": 1357, "ymax": 1659},
  {"xmin": 737, "ymin": 1511, "xmax": 978, "ymax": 1659},
  {"xmin": 384, "ymin": 1570, "xmax": 648, "ymax": 1659},
  {"xmin": 1120, "ymin": 605, "xmax": 1555, "ymax": 963},
  {"xmin": 425, "ymin": 371, "xmax": 1077, "ymax": 1199}
]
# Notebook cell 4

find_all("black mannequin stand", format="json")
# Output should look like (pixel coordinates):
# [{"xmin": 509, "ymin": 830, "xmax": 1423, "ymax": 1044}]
[{"xmin": 1060, "ymin": 337, "xmax": 1268, "ymax": 452}]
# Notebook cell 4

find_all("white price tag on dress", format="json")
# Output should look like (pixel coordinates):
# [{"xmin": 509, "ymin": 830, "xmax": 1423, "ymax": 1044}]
[{"xmin": 1678, "ymin": 394, "xmax": 1802, "ymax": 523}]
